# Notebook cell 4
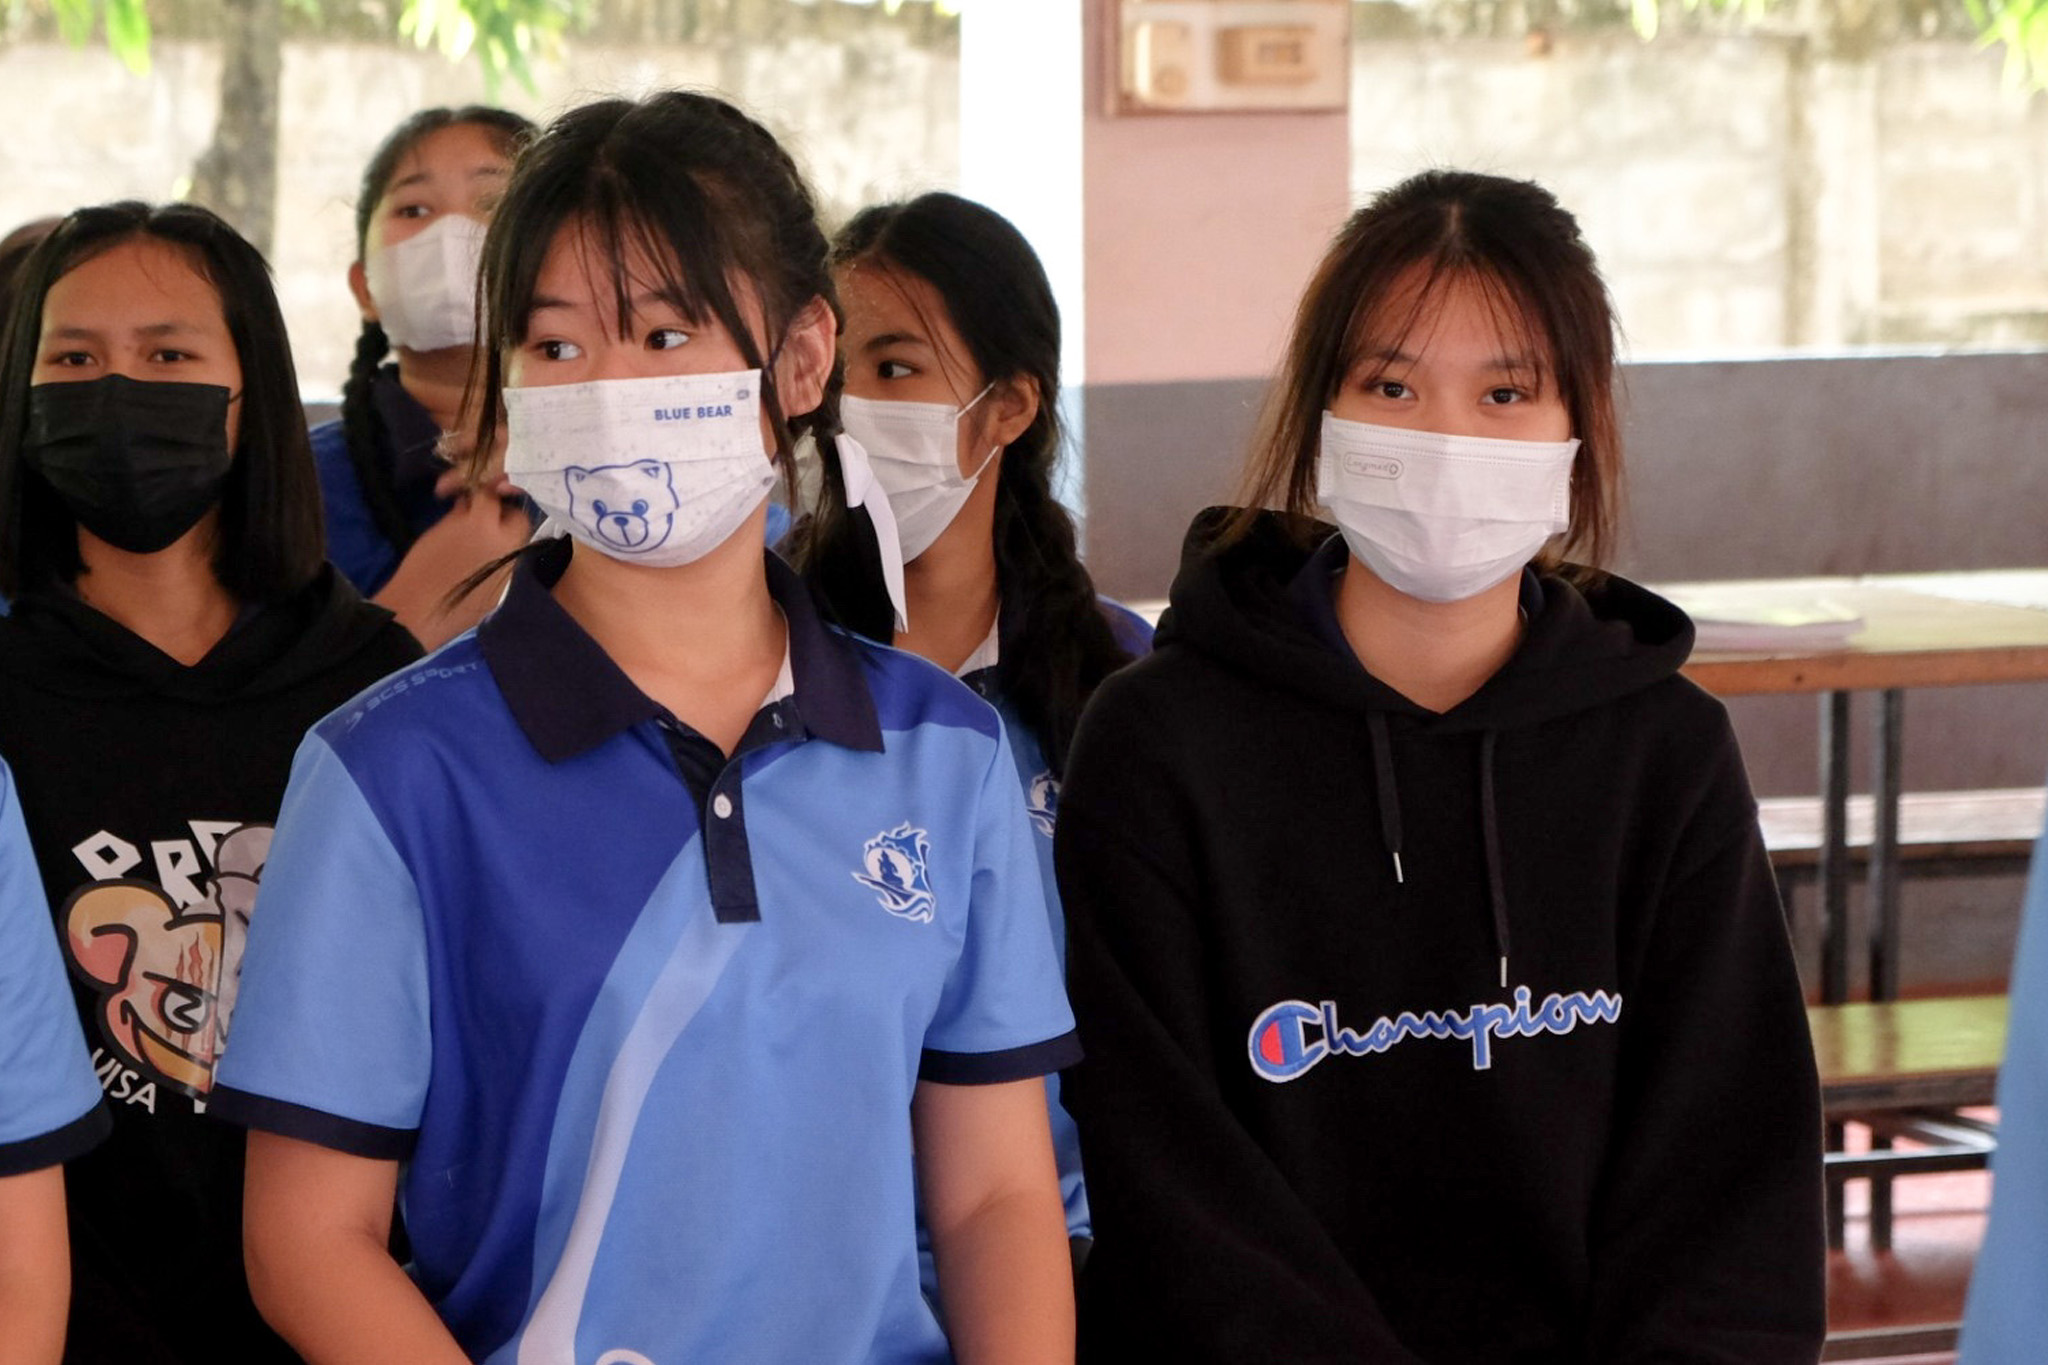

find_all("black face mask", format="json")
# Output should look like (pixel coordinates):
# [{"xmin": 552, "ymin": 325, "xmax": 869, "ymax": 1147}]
[{"xmin": 23, "ymin": 374, "xmax": 234, "ymax": 554}]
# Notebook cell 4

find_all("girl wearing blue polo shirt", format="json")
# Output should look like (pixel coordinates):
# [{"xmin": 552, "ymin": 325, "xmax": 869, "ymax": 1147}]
[
  {"xmin": 311, "ymin": 106, "xmax": 535, "ymax": 646},
  {"xmin": 789, "ymin": 192, "xmax": 1149, "ymax": 1266},
  {"xmin": 0, "ymin": 757, "xmax": 109, "ymax": 1364},
  {"xmin": 1055, "ymin": 171, "xmax": 1824, "ymax": 1361},
  {"xmin": 217, "ymin": 91, "xmax": 1078, "ymax": 1363}
]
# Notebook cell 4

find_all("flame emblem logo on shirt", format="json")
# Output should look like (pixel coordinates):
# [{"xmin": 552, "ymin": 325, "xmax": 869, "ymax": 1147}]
[
  {"xmin": 1026, "ymin": 771, "xmax": 1060, "ymax": 838},
  {"xmin": 854, "ymin": 823, "xmax": 936, "ymax": 923}
]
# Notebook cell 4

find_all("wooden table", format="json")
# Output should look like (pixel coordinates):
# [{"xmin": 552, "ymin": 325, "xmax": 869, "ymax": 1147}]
[{"xmin": 1665, "ymin": 570, "xmax": 2048, "ymax": 1004}]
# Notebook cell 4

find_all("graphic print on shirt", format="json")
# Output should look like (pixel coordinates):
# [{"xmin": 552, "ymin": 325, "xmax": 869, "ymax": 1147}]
[
  {"xmin": 565, "ymin": 462, "xmax": 679, "ymax": 553},
  {"xmin": 60, "ymin": 822, "xmax": 272, "ymax": 1104},
  {"xmin": 1248, "ymin": 984, "xmax": 1624, "ymax": 1081},
  {"xmin": 1025, "ymin": 770, "xmax": 1059, "ymax": 838},
  {"xmin": 853, "ymin": 823, "xmax": 936, "ymax": 923}
]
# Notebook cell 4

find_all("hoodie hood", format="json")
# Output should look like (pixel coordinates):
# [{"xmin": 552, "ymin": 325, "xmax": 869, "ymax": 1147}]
[
  {"xmin": 1161, "ymin": 507, "xmax": 1694, "ymax": 733},
  {"xmin": 1160, "ymin": 506, "xmax": 1697, "ymax": 989},
  {"xmin": 0, "ymin": 563, "xmax": 403, "ymax": 705}
]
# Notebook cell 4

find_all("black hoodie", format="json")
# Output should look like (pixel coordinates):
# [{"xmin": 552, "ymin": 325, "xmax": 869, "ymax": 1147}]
[
  {"xmin": 1056, "ymin": 511, "xmax": 1825, "ymax": 1364},
  {"xmin": 0, "ymin": 564, "xmax": 419, "ymax": 1365}
]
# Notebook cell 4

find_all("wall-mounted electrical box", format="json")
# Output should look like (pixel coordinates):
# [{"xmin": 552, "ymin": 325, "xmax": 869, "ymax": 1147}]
[{"xmin": 1113, "ymin": 0, "xmax": 1350, "ymax": 115}]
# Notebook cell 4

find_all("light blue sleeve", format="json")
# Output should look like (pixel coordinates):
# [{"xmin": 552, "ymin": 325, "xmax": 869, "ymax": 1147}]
[
  {"xmin": 213, "ymin": 733, "xmax": 433, "ymax": 1146},
  {"xmin": 920, "ymin": 727, "xmax": 1079, "ymax": 1081},
  {"xmin": 0, "ymin": 758, "xmax": 103, "ymax": 1167},
  {"xmin": 1960, "ymin": 813, "xmax": 2048, "ymax": 1360}
]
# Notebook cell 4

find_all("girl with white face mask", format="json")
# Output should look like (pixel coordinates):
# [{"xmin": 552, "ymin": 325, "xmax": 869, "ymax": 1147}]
[
  {"xmin": 790, "ymin": 192, "xmax": 1153, "ymax": 1281},
  {"xmin": 216, "ymin": 92, "xmax": 1077, "ymax": 1364},
  {"xmin": 311, "ymin": 107, "xmax": 536, "ymax": 648},
  {"xmin": 1054, "ymin": 171, "xmax": 1825, "ymax": 1362}
]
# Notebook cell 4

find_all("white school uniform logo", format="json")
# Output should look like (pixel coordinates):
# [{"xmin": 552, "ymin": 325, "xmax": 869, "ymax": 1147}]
[{"xmin": 854, "ymin": 823, "xmax": 936, "ymax": 923}]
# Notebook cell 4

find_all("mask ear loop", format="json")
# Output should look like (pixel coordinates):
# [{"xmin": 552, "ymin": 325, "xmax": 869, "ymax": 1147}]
[{"xmin": 955, "ymin": 380, "xmax": 1002, "ymax": 485}]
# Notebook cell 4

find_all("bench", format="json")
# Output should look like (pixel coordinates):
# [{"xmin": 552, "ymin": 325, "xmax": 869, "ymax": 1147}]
[
  {"xmin": 1809, "ymin": 997, "xmax": 2007, "ymax": 1360},
  {"xmin": 1760, "ymin": 789, "xmax": 2034, "ymax": 1262},
  {"xmin": 1758, "ymin": 787, "xmax": 2044, "ymax": 876}
]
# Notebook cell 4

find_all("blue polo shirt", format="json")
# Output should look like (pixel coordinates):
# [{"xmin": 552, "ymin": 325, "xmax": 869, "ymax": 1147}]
[
  {"xmin": 310, "ymin": 366, "xmax": 451, "ymax": 597},
  {"xmin": 212, "ymin": 537, "xmax": 1079, "ymax": 1364},
  {"xmin": 956, "ymin": 600, "xmax": 1153, "ymax": 1245},
  {"xmin": 0, "ymin": 757, "xmax": 109, "ymax": 1175}
]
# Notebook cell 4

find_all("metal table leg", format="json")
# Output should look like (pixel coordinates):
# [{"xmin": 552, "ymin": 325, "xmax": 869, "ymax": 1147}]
[
  {"xmin": 1819, "ymin": 690, "xmax": 1852, "ymax": 1249},
  {"xmin": 1865, "ymin": 688, "xmax": 1906, "ymax": 1251}
]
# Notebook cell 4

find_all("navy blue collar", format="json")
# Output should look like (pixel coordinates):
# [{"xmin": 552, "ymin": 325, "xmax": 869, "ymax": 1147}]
[
  {"xmin": 371, "ymin": 364, "xmax": 445, "ymax": 466},
  {"xmin": 480, "ymin": 537, "xmax": 883, "ymax": 763}
]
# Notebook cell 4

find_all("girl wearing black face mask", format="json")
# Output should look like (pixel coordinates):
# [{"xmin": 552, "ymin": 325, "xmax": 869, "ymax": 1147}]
[{"xmin": 0, "ymin": 201, "xmax": 421, "ymax": 1365}]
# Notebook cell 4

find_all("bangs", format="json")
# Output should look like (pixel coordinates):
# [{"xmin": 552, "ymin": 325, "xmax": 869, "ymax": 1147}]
[
  {"xmin": 1343, "ymin": 257, "xmax": 1556, "ymax": 396},
  {"xmin": 484, "ymin": 123, "xmax": 766, "ymax": 371}
]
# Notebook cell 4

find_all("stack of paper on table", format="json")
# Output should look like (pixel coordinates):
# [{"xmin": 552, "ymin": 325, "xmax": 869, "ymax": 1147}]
[{"xmin": 1660, "ymin": 585, "xmax": 1866, "ymax": 653}]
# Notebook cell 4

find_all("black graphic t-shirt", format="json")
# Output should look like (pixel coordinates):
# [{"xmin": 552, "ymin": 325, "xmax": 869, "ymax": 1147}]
[{"xmin": 0, "ymin": 566, "xmax": 419, "ymax": 1364}]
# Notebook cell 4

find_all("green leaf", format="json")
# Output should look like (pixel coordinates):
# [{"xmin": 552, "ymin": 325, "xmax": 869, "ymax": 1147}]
[{"xmin": 103, "ymin": 0, "xmax": 151, "ymax": 74}]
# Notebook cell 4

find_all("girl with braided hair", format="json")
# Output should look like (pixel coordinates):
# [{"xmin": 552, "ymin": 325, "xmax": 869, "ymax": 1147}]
[
  {"xmin": 311, "ymin": 106, "xmax": 536, "ymax": 646},
  {"xmin": 789, "ymin": 192, "xmax": 1150, "ymax": 1277},
  {"xmin": 218, "ymin": 91, "xmax": 1077, "ymax": 1362}
]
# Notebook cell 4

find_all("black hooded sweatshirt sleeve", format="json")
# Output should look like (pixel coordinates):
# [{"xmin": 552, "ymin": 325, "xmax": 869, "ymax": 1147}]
[{"xmin": 1056, "ymin": 511, "xmax": 1824, "ymax": 1365}]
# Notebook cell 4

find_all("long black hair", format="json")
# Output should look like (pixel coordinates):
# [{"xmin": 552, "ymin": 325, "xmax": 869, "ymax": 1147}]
[
  {"xmin": 465, "ymin": 92, "xmax": 853, "ymax": 524},
  {"xmin": 787, "ymin": 192, "xmax": 1132, "ymax": 776},
  {"xmin": 0, "ymin": 201, "xmax": 326, "ymax": 601},
  {"xmin": 343, "ymin": 106, "xmax": 533, "ymax": 556}
]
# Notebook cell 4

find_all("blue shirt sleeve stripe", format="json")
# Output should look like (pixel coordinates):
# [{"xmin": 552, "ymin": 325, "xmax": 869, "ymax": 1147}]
[
  {"xmin": 207, "ymin": 1085, "xmax": 417, "ymax": 1160},
  {"xmin": 919, "ymin": 1031, "xmax": 1082, "ymax": 1086},
  {"xmin": 0, "ymin": 1105, "xmax": 111, "ymax": 1178}
]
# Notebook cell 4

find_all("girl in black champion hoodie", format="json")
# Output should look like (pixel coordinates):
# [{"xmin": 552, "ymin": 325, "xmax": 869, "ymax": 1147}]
[
  {"xmin": 0, "ymin": 202, "xmax": 420, "ymax": 1363},
  {"xmin": 1056, "ymin": 171, "xmax": 1825, "ymax": 1364}
]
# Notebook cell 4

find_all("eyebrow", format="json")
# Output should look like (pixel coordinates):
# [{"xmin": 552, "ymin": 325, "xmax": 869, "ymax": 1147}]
[
  {"xmin": 1357, "ymin": 346, "xmax": 1543, "ymax": 372},
  {"xmin": 860, "ymin": 331, "xmax": 931, "ymax": 353},
  {"xmin": 44, "ymin": 322, "xmax": 207, "ymax": 342},
  {"xmin": 525, "ymin": 291, "xmax": 708, "ymax": 321},
  {"xmin": 388, "ymin": 164, "xmax": 510, "ymax": 194}
]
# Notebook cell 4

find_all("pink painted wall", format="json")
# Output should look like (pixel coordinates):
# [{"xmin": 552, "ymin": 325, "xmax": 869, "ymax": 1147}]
[{"xmin": 1079, "ymin": 1, "xmax": 1353, "ymax": 387}]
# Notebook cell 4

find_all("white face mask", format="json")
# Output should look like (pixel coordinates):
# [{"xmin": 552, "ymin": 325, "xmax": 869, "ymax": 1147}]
[
  {"xmin": 1317, "ymin": 413, "xmax": 1579, "ymax": 604},
  {"xmin": 840, "ymin": 385, "xmax": 997, "ymax": 562},
  {"xmin": 363, "ymin": 214, "xmax": 489, "ymax": 353},
  {"xmin": 504, "ymin": 369, "xmax": 775, "ymax": 568}
]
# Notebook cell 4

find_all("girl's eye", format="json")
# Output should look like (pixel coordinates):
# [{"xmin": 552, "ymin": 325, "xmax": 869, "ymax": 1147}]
[
  {"xmin": 877, "ymin": 359, "xmax": 915, "ymax": 380},
  {"xmin": 647, "ymin": 328, "xmax": 690, "ymax": 352},
  {"xmin": 393, "ymin": 203, "xmax": 433, "ymax": 221},
  {"xmin": 150, "ymin": 348, "xmax": 192, "ymax": 364},
  {"xmin": 47, "ymin": 351, "xmax": 94, "ymax": 367},
  {"xmin": 1374, "ymin": 380, "xmax": 1410, "ymax": 400},
  {"xmin": 1484, "ymin": 386, "xmax": 1525, "ymax": 405},
  {"xmin": 536, "ymin": 339, "xmax": 583, "ymax": 362}
]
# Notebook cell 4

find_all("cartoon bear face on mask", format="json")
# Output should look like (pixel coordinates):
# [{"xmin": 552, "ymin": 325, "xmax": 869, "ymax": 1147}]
[{"xmin": 564, "ymin": 461, "xmax": 679, "ymax": 553}]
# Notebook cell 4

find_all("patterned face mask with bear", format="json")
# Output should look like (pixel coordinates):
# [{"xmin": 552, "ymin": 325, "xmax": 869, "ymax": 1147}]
[{"xmin": 503, "ymin": 368, "xmax": 777, "ymax": 568}]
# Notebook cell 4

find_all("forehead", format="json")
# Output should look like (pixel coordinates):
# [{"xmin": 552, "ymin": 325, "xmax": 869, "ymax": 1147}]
[
  {"xmin": 385, "ymin": 122, "xmax": 513, "ymax": 194},
  {"xmin": 42, "ymin": 237, "xmax": 225, "ymax": 330},
  {"xmin": 526, "ymin": 217, "xmax": 763, "ymax": 328},
  {"xmin": 1352, "ymin": 264, "xmax": 1547, "ymax": 367},
  {"xmin": 835, "ymin": 260, "xmax": 973, "ymax": 364}
]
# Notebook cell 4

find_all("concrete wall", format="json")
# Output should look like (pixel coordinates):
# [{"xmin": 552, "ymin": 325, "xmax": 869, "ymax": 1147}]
[
  {"xmin": 0, "ymin": 32, "xmax": 960, "ymax": 398},
  {"xmin": 1350, "ymin": 34, "xmax": 2048, "ymax": 354}
]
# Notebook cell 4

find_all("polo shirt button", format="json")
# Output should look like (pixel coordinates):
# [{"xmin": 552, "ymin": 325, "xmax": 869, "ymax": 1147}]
[{"xmin": 712, "ymin": 793, "xmax": 734, "ymax": 819}]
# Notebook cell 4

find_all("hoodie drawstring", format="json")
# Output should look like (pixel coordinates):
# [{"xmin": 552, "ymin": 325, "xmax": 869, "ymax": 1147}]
[
  {"xmin": 1366, "ymin": 711, "xmax": 1404, "ymax": 883},
  {"xmin": 1368, "ymin": 715, "xmax": 1512, "ymax": 990},
  {"xmin": 1478, "ymin": 729, "xmax": 1512, "ymax": 989}
]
